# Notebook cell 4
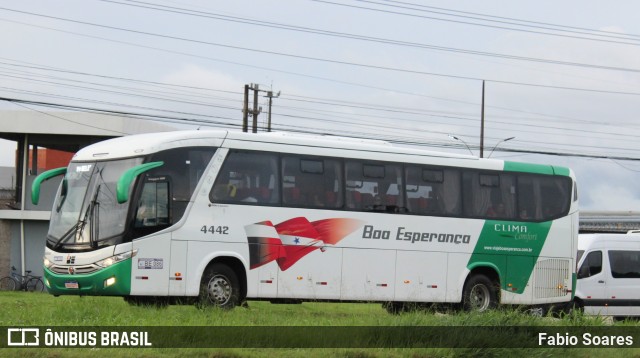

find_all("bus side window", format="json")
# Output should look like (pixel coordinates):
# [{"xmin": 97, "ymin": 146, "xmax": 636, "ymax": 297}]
[
  {"xmin": 135, "ymin": 180, "xmax": 169, "ymax": 228},
  {"xmin": 405, "ymin": 166, "xmax": 431, "ymax": 215},
  {"xmin": 463, "ymin": 172, "xmax": 515, "ymax": 219},
  {"xmin": 281, "ymin": 156, "xmax": 343, "ymax": 209},
  {"xmin": 517, "ymin": 175, "xmax": 571, "ymax": 221},
  {"xmin": 577, "ymin": 250, "xmax": 602, "ymax": 279},
  {"xmin": 146, "ymin": 147, "xmax": 216, "ymax": 223},
  {"xmin": 210, "ymin": 151, "xmax": 280, "ymax": 205},
  {"xmin": 405, "ymin": 166, "xmax": 460, "ymax": 216}
]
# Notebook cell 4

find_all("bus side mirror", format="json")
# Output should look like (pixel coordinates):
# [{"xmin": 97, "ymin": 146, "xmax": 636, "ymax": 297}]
[
  {"xmin": 116, "ymin": 161, "xmax": 164, "ymax": 204},
  {"xmin": 31, "ymin": 167, "xmax": 67, "ymax": 205}
]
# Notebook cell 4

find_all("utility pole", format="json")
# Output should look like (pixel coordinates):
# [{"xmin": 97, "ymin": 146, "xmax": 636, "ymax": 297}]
[
  {"xmin": 252, "ymin": 84, "xmax": 260, "ymax": 133},
  {"xmin": 242, "ymin": 84, "xmax": 249, "ymax": 132},
  {"xmin": 242, "ymin": 83, "xmax": 278, "ymax": 133},
  {"xmin": 267, "ymin": 91, "xmax": 273, "ymax": 133},
  {"xmin": 480, "ymin": 80, "xmax": 485, "ymax": 158}
]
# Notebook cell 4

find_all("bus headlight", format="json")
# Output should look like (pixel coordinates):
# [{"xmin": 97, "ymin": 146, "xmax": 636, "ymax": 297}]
[
  {"xmin": 95, "ymin": 250, "xmax": 137, "ymax": 268},
  {"xmin": 44, "ymin": 257, "xmax": 52, "ymax": 268}
]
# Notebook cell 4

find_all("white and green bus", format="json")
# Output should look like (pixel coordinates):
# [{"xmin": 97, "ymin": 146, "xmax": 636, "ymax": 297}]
[{"xmin": 33, "ymin": 130, "xmax": 578, "ymax": 311}]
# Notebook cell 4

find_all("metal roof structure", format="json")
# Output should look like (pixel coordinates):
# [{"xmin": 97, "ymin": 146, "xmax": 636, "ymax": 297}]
[
  {"xmin": 0, "ymin": 110, "xmax": 175, "ymax": 153},
  {"xmin": 579, "ymin": 211, "xmax": 640, "ymax": 233}
]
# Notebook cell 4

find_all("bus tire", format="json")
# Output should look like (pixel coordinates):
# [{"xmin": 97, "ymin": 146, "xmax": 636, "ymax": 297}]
[
  {"xmin": 383, "ymin": 302, "xmax": 405, "ymax": 315},
  {"xmin": 567, "ymin": 299, "xmax": 584, "ymax": 316},
  {"xmin": 198, "ymin": 263, "xmax": 240, "ymax": 309},
  {"xmin": 462, "ymin": 274, "xmax": 498, "ymax": 312}
]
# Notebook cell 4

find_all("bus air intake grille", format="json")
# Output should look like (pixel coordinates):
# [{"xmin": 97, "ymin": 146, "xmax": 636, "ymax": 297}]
[
  {"xmin": 50, "ymin": 264, "xmax": 100, "ymax": 275},
  {"xmin": 532, "ymin": 259, "xmax": 570, "ymax": 299}
]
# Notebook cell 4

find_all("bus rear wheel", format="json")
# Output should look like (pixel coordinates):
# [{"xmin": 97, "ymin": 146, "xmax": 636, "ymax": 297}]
[
  {"xmin": 198, "ymin": 263, "xmax": 240, "ymax": 309},
  {"xmin": 462, "ymin": 274, "xmax": 498, "ymax": 312}
]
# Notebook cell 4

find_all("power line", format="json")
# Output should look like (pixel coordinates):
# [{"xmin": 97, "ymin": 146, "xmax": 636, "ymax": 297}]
[
  {"xmin": 273, "ymin": 100, "xmax": 640, "ymax": 147},
  {"xmin": 1, "ymin": 15, "xmax": 638, "ymax": 154},
  {"xmin": 312, "ymin": 0, "xmax": 640, "ymax": 45},
  {"xmin": 4, "ymin": 57, "xmax": 634, "ymax": 132},
  {"xmin": 273, "ymin": 109, "xmax": 640, "ymax": 154},
  {"xmin": 0, "ymin": 71, "xmax": 242, "ymax": 112},
  {"xmin": 5, "ymin": 65, "xmax": 640, "ymax": 148},
  {"xmin": 379, "ymin": 0, "xmax": 640, "ymax": 39},
  {"xmin": 5, "ymin": 79, "xmax": 639, "ymax": 156},
  {"xmin": 59, "ymin": 1, "xmax": 640, "ymax": 74},
  {"xmin": 3, "ymin": 60, "xmax": 640, "ymax": 151},
  {"xmin": 5, "ymin": 11, "xmax": 640, "ymax": 140},
  {"xmin": 3, "ymin": 54, "xmax": 640, "ymax": 152},
  {"xmin": 277, "ymin": 94, "xmax": 640, "ymax": 137},
  {"xmin": 3, "ymin": 94, "xmax": 640, "ymax": 161},
  {"xmin": 0, "ymin": 93, "xmax": 241, "ymax": 128},
  {"xmin": 3, "ymin": 9, "xmax": 640, "ymax": 97},
  {"xmin": 0, "ymin": 57, "xmax": 242, "ymax": 97}
]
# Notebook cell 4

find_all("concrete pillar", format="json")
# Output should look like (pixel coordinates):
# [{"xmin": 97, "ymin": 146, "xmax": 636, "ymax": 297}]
[{"xmin": 0, "ymin": 219, "xmax": 10, "ymax": 278}]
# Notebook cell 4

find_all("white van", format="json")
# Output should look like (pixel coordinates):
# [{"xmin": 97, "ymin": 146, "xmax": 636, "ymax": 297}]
[{"xmin": 575, "ymin": 231, "xmax": 640, "ymax": 317}]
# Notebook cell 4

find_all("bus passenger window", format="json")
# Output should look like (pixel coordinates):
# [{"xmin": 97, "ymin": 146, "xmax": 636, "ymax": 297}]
[
  {"xmin": 517, "ymin": 175, "xmax": 571, "ymax": 221},
  {"xmin": 463, "ymin": 172, "xmax": 515, "ymax": 219},
  {"xmin": 281, "ymin": 156, "xmax": 342, "ymax": 209},
  {"xmin": 346, "ymin": 161, "xmax": 403, "ymax": 213},
  {"xmin": 210, "ymin": 151, "xmax": 280, "ymax": 205},
  {"xmin": 145, "ymin": 147, "xmax": 216, "ymax": 224}
]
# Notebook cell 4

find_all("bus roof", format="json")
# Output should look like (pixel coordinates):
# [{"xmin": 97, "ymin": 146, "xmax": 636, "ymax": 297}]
[
  {"xmin": 73, "ymin": 130, "xmax": 229, "ymax": 161},
  {"xmin": 73, "ymin": 129, "xmax": 476, "ymax": 161},
  {"xmin": 71, "ymin": 129, "xmax": 572, "ymax": 176}
]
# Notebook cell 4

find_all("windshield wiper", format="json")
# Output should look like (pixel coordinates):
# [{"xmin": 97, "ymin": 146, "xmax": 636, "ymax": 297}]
[
  {"xmin": 50, "ymin": 221, "xmax": 80, "ymax": 250},
  {"xmin": 52, "ymin": 184, "xmax": 101, "ymax": 250},
  {"xmin": 91, "ymin": 190, "xmax": 100, "ymax": 249},
  {"xmin": 81, "ymin": 184, "xmax": 101, "ymax": 248}
]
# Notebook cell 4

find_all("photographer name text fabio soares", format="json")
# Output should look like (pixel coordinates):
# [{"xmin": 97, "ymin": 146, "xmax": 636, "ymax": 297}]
[{"xmin": 538, "ymin": 332, "xmax": 633, "ymax": 346}]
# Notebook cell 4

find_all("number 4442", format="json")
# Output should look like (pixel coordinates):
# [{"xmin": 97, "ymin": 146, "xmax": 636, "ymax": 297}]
[{"xmin": 200, "ymin": 225, "xmax": 229, "ymax": 235}]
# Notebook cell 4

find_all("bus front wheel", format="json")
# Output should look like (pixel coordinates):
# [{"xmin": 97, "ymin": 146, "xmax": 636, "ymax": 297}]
[
  {"xmin": 198, "ymin": 263, "xmax": 240, "ymax": 309},
  {"xmin": 462, "ymin": 274, "xmax": 499, "ymax": 312}
]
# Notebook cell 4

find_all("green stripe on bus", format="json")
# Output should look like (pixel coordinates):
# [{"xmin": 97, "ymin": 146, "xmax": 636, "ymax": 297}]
[
  {"xmin": 552, "ymin": 166, "xmax": 571, "ymax": 176},
  {"xmin": 467, "ymin": 220, "xmax": 552, "ymax": 294},
  {"xmin": 503, "ymin": 161, "xmax": 553, "ymax": 175},
  {"xmin": 504, "ymin": 162, "xmax": 571, "ymax": 176}
]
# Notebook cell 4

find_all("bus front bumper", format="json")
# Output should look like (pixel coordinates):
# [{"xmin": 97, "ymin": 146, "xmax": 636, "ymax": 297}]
[{"xmin": 43, "ymin": 259, "xmax": 132, "ymax": 296}]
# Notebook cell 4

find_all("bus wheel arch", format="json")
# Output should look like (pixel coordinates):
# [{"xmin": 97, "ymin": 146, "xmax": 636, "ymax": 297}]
[
  {"xmin": 197, "ymin": 257, "xmax": 247, "ymax": 309},
  {"xmin": 462, "ymin": 267, "xmax": 500, "ymax": 312}
]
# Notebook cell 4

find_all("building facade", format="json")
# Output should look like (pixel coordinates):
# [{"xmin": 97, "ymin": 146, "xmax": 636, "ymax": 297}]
[{"xmin": 0, "ymin": 110, "xmax": 175, "ymax": 279}]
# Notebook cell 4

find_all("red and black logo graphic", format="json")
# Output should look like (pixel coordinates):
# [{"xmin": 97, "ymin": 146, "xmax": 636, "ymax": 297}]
[{"xmin": 245, "ymin": 217, "xmax": 363, "ymax": 271}]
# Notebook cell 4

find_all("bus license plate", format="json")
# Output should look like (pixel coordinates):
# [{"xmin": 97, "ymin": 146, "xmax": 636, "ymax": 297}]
[{"xmin": 65, "ymin": 281, "xmax": 79, "ymax": 289}]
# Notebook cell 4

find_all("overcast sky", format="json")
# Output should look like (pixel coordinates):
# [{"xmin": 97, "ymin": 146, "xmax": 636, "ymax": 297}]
[{"xmin": 1, "ymin": 0, "xmax": 639, "ymax": 211}]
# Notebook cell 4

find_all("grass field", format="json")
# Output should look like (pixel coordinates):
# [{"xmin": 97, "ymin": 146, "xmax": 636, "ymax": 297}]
[{"xmin": 1, "ymin": 291, "xmax": 639, "ymax": 357}]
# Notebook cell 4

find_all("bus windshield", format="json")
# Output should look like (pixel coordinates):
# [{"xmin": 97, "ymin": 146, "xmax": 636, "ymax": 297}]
[{"xmin": 48, "ymin": 158, "xmax": 143, "ymax": 251}]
